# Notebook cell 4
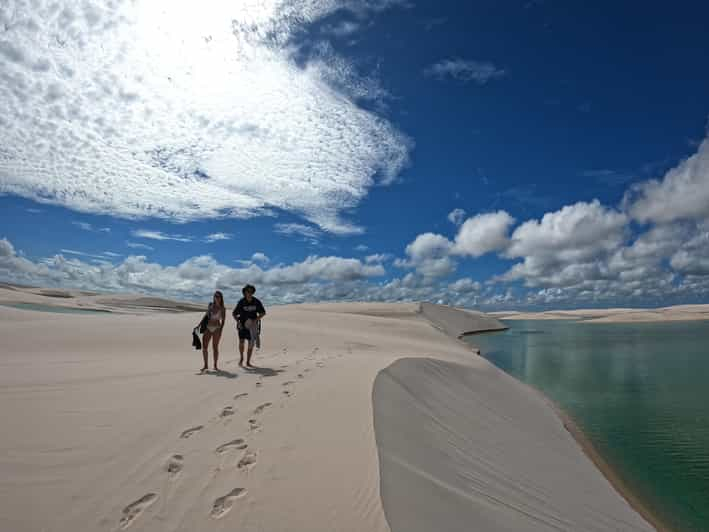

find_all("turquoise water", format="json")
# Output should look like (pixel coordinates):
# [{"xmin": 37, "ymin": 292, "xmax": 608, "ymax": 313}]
[
  {"xmin": 0, "ymin": 302, "xmax": 110, "ymax": 314},
  {"xmin": 469, "ymin": 320, "xmax": 709, "ymax": 532}
]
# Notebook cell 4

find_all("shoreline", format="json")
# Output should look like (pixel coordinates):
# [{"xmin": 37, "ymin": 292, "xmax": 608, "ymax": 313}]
[
  {"xmin": 552, "ymin": 404, "xmax": 670, "ymax": 532},
  {"xmin": 463, "ymin": 339, "xmax": 671, "ymax": 532}
]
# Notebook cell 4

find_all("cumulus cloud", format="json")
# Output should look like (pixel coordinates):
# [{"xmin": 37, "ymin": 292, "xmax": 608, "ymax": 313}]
[
  {"xmin": 251, "ymin": 252, "xmax": 269, "ymax": 264},
  {"xmin": 0, "ymin": 236, "xmax": 385, "ymax": 302},
  {"xmin": 453, "ymin": 210, "xmax": 515, "ymax": 257},
  {"xmin": 501, "ymin": 200, "xmax": 628, "ymax": 287},
  {"xmin": 424, "ymin": 59, "xmax": 506, "ymax": 84},
  {"xmin": 447, "ymin": 208, "xmax": 466, "ymax": 226},
  {"xmin": 131, "ymin": 230, "xmax": 192, "ymax": 242},
  {"xmin": 628, "ymin": 138, "xmax": 709, "ymax": 223},
  {"xmin": 397, "ymin": 232, "xmax": 455, "ymax": 278},
  {"xmin": 670, "ymin": 221, "xmax": 709, "ymax": 276},
  {"xmin": 0, "ymin": 1, "xmax": 410, "ymax": 235},
  {"xmin": 204, "ymin": 232, "xmax": 233, "ymax": 243}
]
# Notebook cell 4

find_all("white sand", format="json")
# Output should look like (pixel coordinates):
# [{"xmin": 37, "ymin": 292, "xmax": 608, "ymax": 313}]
[
  {"xmin": 491, "ymin": 304, "xmax": 709, "ymax": 323},
  {"xmin": 0, "ymin": 290, "xmax": 655, "ymax": 531}
]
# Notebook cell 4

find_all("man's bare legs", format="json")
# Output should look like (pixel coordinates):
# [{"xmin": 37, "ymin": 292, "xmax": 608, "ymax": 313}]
[
  {"xmin": 238, "ymin": 339, "xmax": 245, "ymax": 366},
  {"xmin": 246, "ymin": 340, "xmax": 255, "ymax": 367}
]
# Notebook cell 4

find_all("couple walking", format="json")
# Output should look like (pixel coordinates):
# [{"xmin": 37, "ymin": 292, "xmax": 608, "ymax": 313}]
[{"xmin": 201, "ymin": 284, "xmax": 266, "ymax": 372}]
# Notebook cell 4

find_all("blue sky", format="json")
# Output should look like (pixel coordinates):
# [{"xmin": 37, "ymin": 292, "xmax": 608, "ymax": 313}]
[{"xmin": 1, "ymin": 0, "xmax": 708, "ymax": 309}]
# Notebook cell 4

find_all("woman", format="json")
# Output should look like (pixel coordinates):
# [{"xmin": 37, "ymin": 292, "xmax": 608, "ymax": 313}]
[{"xmin": 201, "ymin": 290, "xmax": 226, "ymax": 372}]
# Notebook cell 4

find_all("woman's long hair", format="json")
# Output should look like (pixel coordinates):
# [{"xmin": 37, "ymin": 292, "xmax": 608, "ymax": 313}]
[{"xmin": 213, "ymin": 290, "xmax": 224, "ymax": 308}]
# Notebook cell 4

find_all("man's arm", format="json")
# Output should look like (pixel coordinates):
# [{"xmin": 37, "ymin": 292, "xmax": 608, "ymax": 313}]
[{"xmin": 257, "ymin": 300, "xmax": 266, "ymax": 319}]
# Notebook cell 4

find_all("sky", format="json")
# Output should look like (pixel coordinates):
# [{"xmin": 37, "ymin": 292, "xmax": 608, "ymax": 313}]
[{"xmin": 1, "ymin": 0, "xmax": 709, "ymax": 309}]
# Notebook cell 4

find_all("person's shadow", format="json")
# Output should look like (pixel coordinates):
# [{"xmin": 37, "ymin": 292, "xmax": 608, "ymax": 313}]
[
  {"xmin": 242, "ymin": 366, "xmax": 283, "ymax": 378},
  {"xmin": 197, "ymin": 369, "xmax": 238, "ymax": 379}
]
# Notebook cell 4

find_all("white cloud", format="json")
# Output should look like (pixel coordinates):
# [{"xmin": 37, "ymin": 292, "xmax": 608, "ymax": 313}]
[
  {"xmin": 670, "ymin": 221, "xmax": 709, "ymax": 276},
  {"xmin": 404, "ymin": 232, "xmax": 452, "ymax": 262},
  {"xmin": 448, "ymin": 277, "xmax": 481, "ymax": 293},
  {"xmin": 0, "ymin": 1, "xmax": 410, "ymax": 235},
  {"xmin": 398, "ymin": 232, "xmax": 455, "ymax": 278},
  {"xmin": 126, "ymin": 241, "xmax": 154, "ymax": 251},
  {"xmin": 59, "ymin": 249, "xmax": 119, "ymax": 261},
  {"xmin": 447, "ymin": 208, "xmax": 466, "ymax": 225},
  {"xmin": 71, "ymin": 221, "xmax": 111, "ymax": 232},
  {"xmin": 628, "ymin": 138, "xmax": 709, "ymax": 223},
  {"xmin": 365, "ymin": 253, "xmax": 391, "ymax": 264},
  {"xmin": 424, "ymin": 59, "xmax": 506, "ymax": 84},
  {"xmin": 274, "ymin": 223, "xmax": 322, "ymax": 241},
  {"xmin": 321, "ymin": 20, "xmax": 360, "ymax": 37},
  {"xmin": 0, "ymin": 236, "xmax": 386, "ymax": 302},
  {"xmin": 204, "ymin": 232, "xmax": 233, "ymax": 243},
  {"xmin": 453, "ymin": 210, "xmax": 515, "ymax": 257},
  {"xmin": 131, "ymin": 229, "xmax": 192, "ymax": 242},
  {"xmin": 251, "ymin": 252, "xmax": 270, "ymax": 264},
  {"xmin": 355, "ymin": 244, "xmax": 369, "ymax": 252},
  {"xmin": 501, "ymin": 200, "xmax": 628, "ymax": 287}
]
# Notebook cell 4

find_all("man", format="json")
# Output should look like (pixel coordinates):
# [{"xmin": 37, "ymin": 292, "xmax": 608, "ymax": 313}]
[{"xmin": 232, "ymin": 284, "xmax": 266, "ymax": 367}]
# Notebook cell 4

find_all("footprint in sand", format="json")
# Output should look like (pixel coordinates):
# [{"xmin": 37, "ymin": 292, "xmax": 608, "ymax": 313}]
[
  {"xmin": 166, "ymin": 454, "xmax": 183, "ymax": 476},
  {"xmin": 216, "ymin": 439, "xmax": 247, "ymax": 454},
  {"xmin": 282, "ymin": 389, "xmax": 293, "ymax": 397},
  {"xmin": 297, "ymin": 373, "xmax": 304, "ymax": 379},
  {"xmin": 253, "ymin": 402, "xmax": 272, "ymax": 415},
  {"xmin": 220, "ymin": 406, "xmax": 235, "ymax": 418},
  {"xmin": 282, "ymin": 381, "xmax": 295, "ymax": 386},
  {"xmin": 180, "ymin": 425, "xmax": 203, "ymax": 439},
  {"xmin": 237, "ymin": 451, "xmax": 257, "ymax": 471},
  {"xmin": 248, "ymin": 418, "xmax": 261, "ymax": 431},
  {"xmin": 210, "ymin": 488, "xmax": 247, "ymax": 519},
  {"xmin": 255, "ymin": 381, "xmax": 263, "ymax": 388},
  {"xmin": 316, "ymin": 362, "xmax": 325, "ymax": 368},
  {"xmin": 233, "ymin": 392, "xmax": 248, "ymax": 400},
  {"xmin": 119, "ymin": 493, "xmax": 158, "ymax": 529}
]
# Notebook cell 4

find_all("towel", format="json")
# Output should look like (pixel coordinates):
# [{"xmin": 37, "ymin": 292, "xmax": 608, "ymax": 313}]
[{"xmin": 245, "ymin": 318, "xmax": 261, "ymax": 349}]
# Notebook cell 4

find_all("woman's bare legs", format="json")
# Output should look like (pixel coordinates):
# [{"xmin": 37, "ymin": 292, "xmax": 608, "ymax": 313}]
[
  {"xmin": 212, "ymin": 329, "xmax": 222, "ymax": 371},
  {"xmin": 201, "ymin": 331, "xmax": 212, "ymax": 371}
]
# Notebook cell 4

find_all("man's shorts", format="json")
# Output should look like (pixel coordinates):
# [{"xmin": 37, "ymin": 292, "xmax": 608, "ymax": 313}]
[{"xmin": 238, "ymin": 327, "xmax": 251, "ymax": 341}]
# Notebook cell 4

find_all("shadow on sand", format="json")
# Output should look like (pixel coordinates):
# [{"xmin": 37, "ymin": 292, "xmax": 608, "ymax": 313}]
[
  {"xmin": 197, "ymin": 369, "xmax": 238, "ymax": 379},
  {"xmin": 241, "ymin": 366, "xmax": 284, "ymax": 378}
]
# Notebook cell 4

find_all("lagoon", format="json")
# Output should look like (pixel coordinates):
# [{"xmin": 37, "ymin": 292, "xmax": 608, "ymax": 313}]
[{"xmin": 469, "ymin": 319, "xmax": 709, "ymax": 532}]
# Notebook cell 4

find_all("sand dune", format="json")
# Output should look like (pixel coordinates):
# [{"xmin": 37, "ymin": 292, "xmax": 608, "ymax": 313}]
[
  {"xmin": 491, "ymin": 304, "xmax": 709, "ymax": 323},
  {"xmin": 0, "ymin": 284, "xmax": 204, "ymax": 313},
  {"xmin": 0, "ymin": 292, "xmax": 655, "ymax": 531}
]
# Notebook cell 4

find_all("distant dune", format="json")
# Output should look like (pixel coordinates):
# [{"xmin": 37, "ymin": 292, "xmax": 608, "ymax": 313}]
[
  {"xmin": 490, "ymin": 304, "xmax": 709, "ymax": 323},
  {"xmin": 0, "ymin": 283, "xmax": 204, "ymax": 314}
]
